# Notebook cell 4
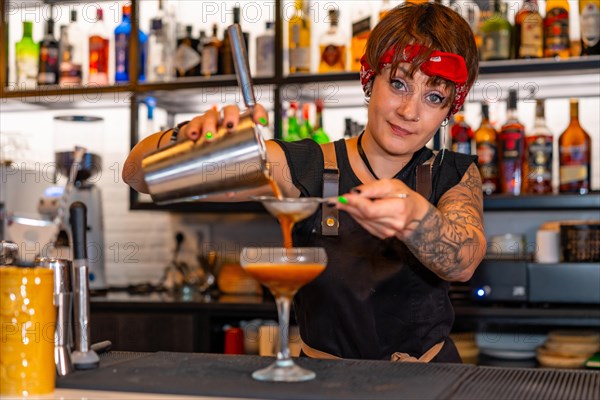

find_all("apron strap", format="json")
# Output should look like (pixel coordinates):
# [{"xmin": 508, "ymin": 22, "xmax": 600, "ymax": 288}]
[
  {"xmin": 390, "ymin": 341, "xmax": 445, "ymax": 363},
  {"xmin": 301, "ymin": 336, "xmax": 445, "ymax": 363},
  {"xmin": 321, "ymin": 142, "xmax": 339, "ymax": 236}
]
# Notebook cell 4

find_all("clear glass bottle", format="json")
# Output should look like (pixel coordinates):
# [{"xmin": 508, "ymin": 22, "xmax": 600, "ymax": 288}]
[
  {"xmin": 544, "ymin": 0, "xmax": 570, "ymax": 58},
  {"xmin": 289, "ymin": 0, "xmax": 311, "ymax": 74},
  {"xmin": 88, "ymin": 7, "xmax": 110, "ymax": 85},
  {"xmin": 350, "ymin": 7, "xmax": 371, "ymax": 72},
  {"xmin": 559, "ymin": 99, "xmax": 591, "ymax": 194},
  {"xmin": 318, "ymin": 9, "xmax": 346, "ymax": 73},
  {"xmin": 147, "ymin": 0, "xmax": 174, "ymax": 82},
  {"xmin": 515, "ymin": 0, "xmax": 543, "ymax": 59},
  {"xmin": 481, "ymin": 0, "xmax": 512, "ymax": 61},
  {"xmin": 498, "ymin": 90, "xmax": 525, "ymax": 196},
  {"xmin": 524, "ymin": 100, "xmax": 553, "ymax": 194},
  {"xmin": 256, "ymin": 21, "xmax": 275, "ymax": 77},
  {"xmin": 580, "ymin": 0, "xmax": 600, "ymax": 55},
  {"xmin": 475, "ymin": 103, "xmax": 499, "ymax": 195},
  {"xmin": 38, "ymin": 18, "xmax": 59, "ymax": 85},
  {"xmin": 15, "ymin": 21, "xmax": 39, "ymax": 89}
]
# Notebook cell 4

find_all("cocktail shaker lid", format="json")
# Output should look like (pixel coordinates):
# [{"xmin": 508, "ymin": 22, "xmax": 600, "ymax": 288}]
[{"xmin": 34, "ymin": 257, "xmax": 72, "ymax": 295}]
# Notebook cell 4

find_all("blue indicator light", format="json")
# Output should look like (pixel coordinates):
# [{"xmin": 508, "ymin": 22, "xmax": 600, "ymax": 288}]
[
  {"xmin": 476, "ymin": 288, "xmax": 485, "ymax": 297},
  {"xmin": 44, "ymin": 186, "xmax": 64, "ymax": 197}
]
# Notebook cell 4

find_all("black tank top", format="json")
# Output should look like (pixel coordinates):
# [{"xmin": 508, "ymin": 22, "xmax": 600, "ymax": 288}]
[{"xmin": 274, "ymin": 139, "xmax": 477, "ymax": 361}]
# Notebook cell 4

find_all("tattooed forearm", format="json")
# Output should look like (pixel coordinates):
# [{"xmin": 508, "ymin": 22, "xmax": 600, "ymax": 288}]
[{"xmin": 403, "ymin": 164, "xmax": 486, "ymax": 282}]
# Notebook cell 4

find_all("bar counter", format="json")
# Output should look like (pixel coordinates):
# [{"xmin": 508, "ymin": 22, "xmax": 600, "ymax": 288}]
[{"xmin": 54, "ymin": 351, "xmax": 598, "ymax": 400}]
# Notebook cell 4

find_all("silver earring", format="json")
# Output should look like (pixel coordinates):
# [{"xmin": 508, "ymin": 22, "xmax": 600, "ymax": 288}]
[{"xmin": 441, "ymin": 118, "xmax": 449, "ymax": 127}]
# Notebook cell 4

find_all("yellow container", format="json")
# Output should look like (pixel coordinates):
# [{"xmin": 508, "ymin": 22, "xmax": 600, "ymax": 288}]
[{"xmin": 0, "ymin": 267, "xmax": 56, "ymax": 396}]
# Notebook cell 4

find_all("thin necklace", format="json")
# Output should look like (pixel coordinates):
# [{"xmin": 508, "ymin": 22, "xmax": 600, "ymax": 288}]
[{"xmin": 357, "ymin": 132, "xmax": 381, "ymax": 180}]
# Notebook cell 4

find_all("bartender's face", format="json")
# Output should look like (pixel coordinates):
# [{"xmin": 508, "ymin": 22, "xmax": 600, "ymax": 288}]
[{"xmin": 367, "ymin": 66, "xmax": 451, "ymax": 157}]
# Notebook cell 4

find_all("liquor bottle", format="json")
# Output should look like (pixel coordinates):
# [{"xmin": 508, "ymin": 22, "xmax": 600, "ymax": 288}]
[
  {"xmin": 515, "ymin": 0, "xmax": 543, "ymax": 59},
  {"xmin": 289, "ymin": 0, "xmax": 311, "ymax": 74},
  {"xmin": 544, "ymin": 0, "xmax": 570, "ymax": 58},
  {"xmin": 15, "ymin": 21, "xmax": 39, "ymax": 89},
  {"xmin": 284, "ymin": 102, "xmax": 301, "ymax": 142},
  {"xmin": 379, "ymin": 0, "xmax": 394, "ymax": 21},
  {"xmin": 299, "ymin": 103, "xmax": 313, "ymax": 139},
  {"xmin": 174, "ymin": 26, "xmax": 200, "ymax": 77},
  {"xmin": 201, "ymin": 25, "xmax": 220, "ymax": 77},
  {"xmin": 344, "ymin": 118, "xmax": 354, "ymax": 138},
  {"xmin": 524, "ymin": 100, "xmax": 553, "ymax": 194},
  {"xmin": 220, "ymin": 6, "xmax": 249, "ymax": 75},
  {"xmin": 481, "ymin": 0, "xmax": 512, "ymax": 61},
  {"xmin": 318, "ymin": 9, "xmax": 347, "ymax": 73},
  {"xmin": 580, "ymin": 0, "xmax": 600, "ymax": 55},
  {"xmin": 114, "ymin": 4, "xmax": 148, "ymax": 83},
  {"xmin": 498, "ymin": 90, "xmax": 525, "ymax": 196},
  {"xmin": 147, "ymin": 1, "xmax": 175, "ymax": 82},
  {"xmin": 559, "ymin": 99, "xmax": 591, "ymax": 194},
  {"xmin": 312, "ymin": 99, "xmax": 330, "ymax": 144},
  {"xmin": 256, "ymin": 21, "xmax": 275, "ymax": 77},
  {"xmin": 450, "ymin": 107, "xmax": 473, "ymax": 155},
  {"xmin": 59, "ymin": 9, "xmax": 83, "ymax": 86},
  {"xmin": 475, "ymin": 103, "xmax": 499, "ymax": 195},
  {"xmin": 451, "ymin": 1, "xmax": 482, "ymax": 51},
  {"xmin": 88, "ymin": 7, "xmax": 110, "ymax": 85},
  {"xmin": 350, "ymin": 8, "xmax": 371, "ymax": 72},
  {"xmin": 38, "ymin": 18, "xmax": 59, "ymax": 85}
]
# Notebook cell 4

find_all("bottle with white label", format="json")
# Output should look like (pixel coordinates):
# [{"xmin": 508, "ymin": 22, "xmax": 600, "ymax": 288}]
[{"xmin": 580, "ymin": 0, "xmax": 600, "ymax": 55}]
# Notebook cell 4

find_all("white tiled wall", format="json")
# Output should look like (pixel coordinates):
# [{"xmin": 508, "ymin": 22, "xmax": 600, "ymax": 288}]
[{"xmin": 0, "ymin": 103, "xmax": 173, "ymax": 286}]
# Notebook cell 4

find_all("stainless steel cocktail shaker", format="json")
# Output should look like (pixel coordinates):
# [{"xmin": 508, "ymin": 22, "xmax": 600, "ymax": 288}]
[
  {"xmin": 34, "ymin": 257, "xmax": 74, "ymax": 376},
  {"xmin": 142, "ymin": 24, "xmax": 270, "ymax": 205}
]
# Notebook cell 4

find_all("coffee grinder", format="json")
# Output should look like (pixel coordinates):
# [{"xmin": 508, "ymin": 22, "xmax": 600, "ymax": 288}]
[{"xmin": 48, "ymin": 116, "xmax": 107, "ymax": 290}]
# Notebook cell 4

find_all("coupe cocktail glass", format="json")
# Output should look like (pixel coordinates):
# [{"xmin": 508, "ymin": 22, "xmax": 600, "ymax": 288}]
[{"xmin": 240, "ymin": 247, "xmax": 327, "ymax": 382}]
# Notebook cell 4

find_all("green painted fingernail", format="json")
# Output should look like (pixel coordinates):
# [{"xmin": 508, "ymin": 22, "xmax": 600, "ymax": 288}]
[
  {"xmin": 205, "ymin": 131, "xmax": 213, "ymax": 139},
  {"xmin": 259, "ymin": 117, "xmax": 267, "ymax": 126},
  {"xmin": 338, "ymin": 196, "xmax": 348, "ymax": 204}
]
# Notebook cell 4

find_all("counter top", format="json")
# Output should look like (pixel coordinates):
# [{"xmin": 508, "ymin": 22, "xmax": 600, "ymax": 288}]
[{"xmin": 55, "ymin": 351, "xmax": 599, "ymax": 400}]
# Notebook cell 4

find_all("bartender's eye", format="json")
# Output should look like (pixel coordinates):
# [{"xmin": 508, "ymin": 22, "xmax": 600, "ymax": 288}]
[
  {"xmin": 390, "ymin": 79, "xmax": 408, "ymax": 92},
  {"xmin": 426, "ymin": 92, "xmax": 445, "ymax": 105}
]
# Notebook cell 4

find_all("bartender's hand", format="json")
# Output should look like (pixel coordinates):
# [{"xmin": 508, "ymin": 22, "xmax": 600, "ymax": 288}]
[
  {"xmin": 179, "ymin": 104, "xmax": 269, "ymax": 141},
  {"xmin": 336, "ymin": 179, "xmax": 432, "ymax": 241}
]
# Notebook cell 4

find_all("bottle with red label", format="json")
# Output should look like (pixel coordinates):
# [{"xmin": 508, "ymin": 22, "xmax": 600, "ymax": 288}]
[
  {"xmin": 498, "ymin": 90, "xmax": 525, "ymax": 195},
  {"xmin": 544, "ymin": 0, "xmax": 570, "ymax": 58},
  {"xmin": 451, "ymin": 107, "xmax": 473, "ymax": 155},
  {"xmin": 559, "ymin": 99, "xmax": 591, "ymax": 194}
]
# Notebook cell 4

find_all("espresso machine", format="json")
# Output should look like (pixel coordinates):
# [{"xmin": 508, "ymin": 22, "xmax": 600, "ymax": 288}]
[{"xmin": 43, "ymin": 116, "xmax": 107, "ymax": 290}]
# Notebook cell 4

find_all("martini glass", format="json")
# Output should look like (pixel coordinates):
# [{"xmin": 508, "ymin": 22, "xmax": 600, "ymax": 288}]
[{"xmin": 240, "ymin": 247, "xmax": 327, "ymax": 382}]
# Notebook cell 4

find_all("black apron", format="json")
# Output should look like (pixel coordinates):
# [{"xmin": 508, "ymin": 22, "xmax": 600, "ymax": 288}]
[{"xmin": 274, "ymin": 139, "xmax": 477, "ymax": 362}]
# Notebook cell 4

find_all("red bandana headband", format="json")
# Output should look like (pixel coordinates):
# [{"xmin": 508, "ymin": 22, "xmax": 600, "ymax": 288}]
[{"xmin": 360, "ymin": 43, "xmax": 469, "ymax": 116}]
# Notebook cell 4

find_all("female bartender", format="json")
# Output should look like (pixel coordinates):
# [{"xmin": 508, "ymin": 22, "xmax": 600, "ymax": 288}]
[{"xmin": 124, "ymin": 2, "xmax": 486, "ymax": 362}]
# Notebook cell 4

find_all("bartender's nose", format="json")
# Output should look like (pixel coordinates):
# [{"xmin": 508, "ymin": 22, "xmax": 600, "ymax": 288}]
[{"xmin": 396, "ymin": 94, "xmax": 421, "ymax": 123}]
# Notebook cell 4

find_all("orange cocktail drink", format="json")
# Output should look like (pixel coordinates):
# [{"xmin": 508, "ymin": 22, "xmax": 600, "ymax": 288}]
[{"xmin": 240, "ymin": 247, "xmax": 327, "ymax": 382}]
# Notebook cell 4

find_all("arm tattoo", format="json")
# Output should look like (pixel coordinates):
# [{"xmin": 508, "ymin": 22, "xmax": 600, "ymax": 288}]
[{"xmin": 404, "ymin": 164, "xmax": 484, "ymax": 281}]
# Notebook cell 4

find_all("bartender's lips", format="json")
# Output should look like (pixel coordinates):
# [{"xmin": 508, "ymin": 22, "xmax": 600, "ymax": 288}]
[{"xmin": 388, "ymin": 122, "xmax": 414, "ymax": 137}]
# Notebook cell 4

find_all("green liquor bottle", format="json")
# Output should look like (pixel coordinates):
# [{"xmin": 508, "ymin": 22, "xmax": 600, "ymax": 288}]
[{"xmin": 15, "ymin": 21, "xmax": 39, "ymax": 89}]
